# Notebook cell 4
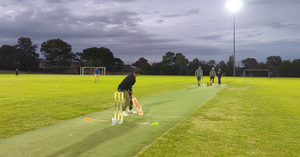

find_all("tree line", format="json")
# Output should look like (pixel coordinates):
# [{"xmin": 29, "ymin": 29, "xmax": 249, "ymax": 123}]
[
  {"xmin": 0, "ymin": 37, "xmax": 299, "ymax": 77},
  {"xmin": 0, "ymin": 37, "xmax": 124, "ymax": 72},
  {"xmin": 132, "ymin": 53, "xmax": 300, "ymax": 77}
]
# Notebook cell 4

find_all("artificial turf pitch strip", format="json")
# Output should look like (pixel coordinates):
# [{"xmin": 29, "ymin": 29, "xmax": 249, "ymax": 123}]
[{"xmin": 0, "ymin": 84, "xmax": 226, "ymax": 157}]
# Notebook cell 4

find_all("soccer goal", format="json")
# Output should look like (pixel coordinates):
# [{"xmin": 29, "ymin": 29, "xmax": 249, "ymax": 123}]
[
  {"xmin": 80, "ymin": 67, "xmax": 106, "ymax": 75},
  {"xmin": 243, "ymin": 69, "xmax": 270, "ymax": 77}
]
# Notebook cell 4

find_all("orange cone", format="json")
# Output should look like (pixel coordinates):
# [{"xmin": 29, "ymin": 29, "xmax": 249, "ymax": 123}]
[{"xmin": 84, "ymin": 117, "xmax": 91, "ymax": 121}]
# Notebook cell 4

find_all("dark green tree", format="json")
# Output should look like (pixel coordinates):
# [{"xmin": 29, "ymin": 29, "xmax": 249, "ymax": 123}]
[
  {"xmin": 189, "ymin": 58, "xmax": 200, "ymax": 68},
  {"xmin": 266, "ymin": 56, "xmax": 282, "ymax": 66},
  {"xmin": 188, "ymin": 58, "xmax": 210, "ymax": 76},
  {"xmin": 132, "ymin": 57, "xmax": 151, "ymax": 75},
  {"xmin": 227, "ymin": 55, "xmax": 234, "ymax": 76},
  {"xmin": 216, "ymin": 60, "xmax": 228, "ymax": 76},
  {"xmin": 292, "ymin": 59, "xmax": 300, "ymax": 76},
  {"xmin": 113, "ymin": 58, "xmax": 124, "ymax": 72},
  {"xmin": 14, "ymin": 37, "xmax": 39, "ymax": 71},
  {"xmin": 40, "ymin": 38, "xmax": 75, "ymax": 66},
  {"xmin": 235, "ymin": 66, "xmax": 242, "ymax": 76},
  {"xmin": 160, "ymin": 52, "xmax": 188, "ymax": 75},
  {"xmin": 174, "ymin": 53, "xmax": 188, "ymax": 75},
  {"xmin": 77, "ymin": 47, "xmax": 116, "ymax": 71},
  {"xmin": 207, "ymin": 60, "xmax": 216, "ymax": 69},
  {"xmin": 199, "ymin": 60, "xmax": 209, "ymax": 76},
  {"xmin": 187, "ymin": 58, "xmax": 201, "ymax": 75},
  {"xmin": 161, "ymin": 52, "xmax": 175, "ymax": 75},
  {"xmin": 279, "ymin": 60, "xmax": 293, "ymax": 76},
  {"xmin": 0, "ymin": 45, "xmax": 16, "ymax": 70},
  {"xmin": 151, "ymin": 62, "xmax": 163, "ymax": 75},
  {"xmin": 241, "ymin": 58, "xmax": 258, "ymax": 69},
  {"xmin": 266, "ymin": 55, "xmax": 282, "ymax": 76}
]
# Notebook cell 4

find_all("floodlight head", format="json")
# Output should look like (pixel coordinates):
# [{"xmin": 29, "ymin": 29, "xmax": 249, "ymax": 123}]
[{"xmin": 227, "ymin": 0, "xmax": 242, "ymax": 12}]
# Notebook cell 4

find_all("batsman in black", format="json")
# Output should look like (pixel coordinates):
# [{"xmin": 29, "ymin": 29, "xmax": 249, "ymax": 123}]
[{"xmin": 117, "ymin": 68, "xmax": 142, "ymax": 116}]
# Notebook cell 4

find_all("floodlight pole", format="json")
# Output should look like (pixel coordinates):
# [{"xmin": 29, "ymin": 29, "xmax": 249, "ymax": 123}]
[
  {"xmin": 227, "ymin": 0, "xmax": 241, "ymax": 77},
  {"xmin": 233, "ymin": 12, "xmax": 236, "ymax": 77}
]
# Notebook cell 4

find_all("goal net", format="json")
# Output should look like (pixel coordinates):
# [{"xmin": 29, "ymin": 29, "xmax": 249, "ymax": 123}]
[
  {"xmin": 243, "ymin": 69, "xmax": 270, "ymax": 77},
  {"xmin": 80, "ymin": 67, "xmax": 106, "ymax": 75}
]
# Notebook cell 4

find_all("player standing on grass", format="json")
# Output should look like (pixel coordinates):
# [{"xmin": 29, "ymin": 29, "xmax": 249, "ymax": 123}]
[
  {"xmin": 15, "ymin": 68, "xmax": 19, "ymax": 76},
  {"xmin": 209, "ymin": 67, "xmax": 216, "ymax": 84},
  {"xmin": 195, "ymin": 66, "xmax": 203, "ymax": 87},
  {"xmin": 270, "ymin": 71, "xmax": 273, "ymax": 78},
  {"xmin": 216, "ymin": 68, "xmax": 224, "ymax": 85},
  {"xmin": 117, "ymin": 68, "xmax": 142, "ymax": 116},
  {"xmin": 94, "ymin": 67, "xmax": 100, "ymax": 83}
]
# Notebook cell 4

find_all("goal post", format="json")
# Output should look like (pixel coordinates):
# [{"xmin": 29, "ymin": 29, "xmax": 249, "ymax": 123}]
[
  {"xmin": 80, "ymin": 67, "xmax": 106, "ymax": 75},
  {"xmin": 243, "ymin": 69, "xmax": 270, "ymax": 77}
]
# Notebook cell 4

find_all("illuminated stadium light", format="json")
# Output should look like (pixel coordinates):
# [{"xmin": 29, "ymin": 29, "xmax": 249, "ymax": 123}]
[{"xmin": 227, "ymin": 0, "xmax": 242, "ymax": 12}]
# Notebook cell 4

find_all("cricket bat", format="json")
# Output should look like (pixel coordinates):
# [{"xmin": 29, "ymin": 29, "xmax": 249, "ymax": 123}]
[{"xmin": 132, "ymin": 97, "xmax": 144, "ymax": 116}]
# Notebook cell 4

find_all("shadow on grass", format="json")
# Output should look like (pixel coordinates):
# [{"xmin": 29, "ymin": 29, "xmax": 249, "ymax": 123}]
[
  {"xmin": 186, "ymin": 85, "xmax": 222, "ymax": 90},
  {"xmin": 186, "ymin": 86, "xmax": 199, "ymax": 90},
  {"xmin": 47, "ymin": 124, "xmax": 136, "ymax": 157},
  {"xmin": 142, "ymin": 100, "xmax": 173, "ymax": 115}
]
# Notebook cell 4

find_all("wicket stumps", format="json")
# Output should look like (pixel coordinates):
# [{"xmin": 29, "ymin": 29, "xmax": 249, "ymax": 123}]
[{"xmin": 114, "ymin": 92, "xmax": 124, "ymax": 124}]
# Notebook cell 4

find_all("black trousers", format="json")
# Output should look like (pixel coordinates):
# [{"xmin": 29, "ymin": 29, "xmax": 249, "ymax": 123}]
[
  {"xmin": 210, "ymin": 76, "xmax": 214, "ymax": 83},
  {"xmin": 218, "ymin": 76, "xmax": 221, "ymax": 85}
]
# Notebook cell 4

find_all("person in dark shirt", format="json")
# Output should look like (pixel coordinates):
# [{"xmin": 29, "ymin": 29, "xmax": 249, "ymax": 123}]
[
  {"xmin": 209, "ymin": 67, "xmax": 216, "ymax": 84},
  {"xmin": 216, "ymin": 68, "xmax": 224, "ymax": 85},
  {"xmin": 117, "ymin": 68, "xmax": 142, "ymax": 116},
  {"xmin": 15, "ymin": 68, "xmax": 19, "ymax": 76}
]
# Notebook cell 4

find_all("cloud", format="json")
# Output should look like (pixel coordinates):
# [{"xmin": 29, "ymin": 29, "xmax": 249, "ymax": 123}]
[
  {"xmin": 0, "ymin": 0, "xmax": 299, "ymax": 63},
  {"xmin": 234, "ymin": 39, "xmax": 300, "ymax": 62},
  {"xmin": 0, "ymin": 5, "xmax": 143, "ymax": 38},
  {"xmin": 236, "ymin": 29, "xmax": 268, "ymax": 40},
  {"xmin": 248, "ymin": 0, "xmax": 300, "ymax": 5},
  {"xmin": 161, "ymin": 8, "xmax": 199, "ymax": 18},
  {"xmin": 196, "ymin": 35, "xmax": 224, "ymax": 40},
  {"xmin": 267, "ymin": 22, "xmax": 294, "ymax": 29},
  {"xmin": 156, "ymin": 20, "xmax": 164, "ymax": 24},
  {"xmin": 44, "ymin": 0, "xmax": 70, "ymax": 4},
  {"xmin": 0, "ymin": 0, "xmax": 28, "ymax": 7}
]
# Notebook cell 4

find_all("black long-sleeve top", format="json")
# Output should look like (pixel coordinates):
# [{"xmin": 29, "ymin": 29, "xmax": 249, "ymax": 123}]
[{"xmin": 118, "ymin": 73, "xmax": 136, "ymax": 91}]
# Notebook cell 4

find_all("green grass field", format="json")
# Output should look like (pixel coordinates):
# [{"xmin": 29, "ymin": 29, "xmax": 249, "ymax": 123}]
[
  {"xmin": 137, "ymin": 77, "xmax": 300, "ymax": 156},
  {"xmin": 0, "ymin": 74, "xmax": 196, "ymax": 139},
  {"xmin": 1, "ymin": 74, "xmax": 300, "ymax": 156}
]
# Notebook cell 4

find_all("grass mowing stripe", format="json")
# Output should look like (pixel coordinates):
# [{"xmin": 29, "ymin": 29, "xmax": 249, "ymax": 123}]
[
  {"xmin": 0, "ymin": 80, "xmax": 226, "ymax": 157},
  {"xmin": 0, "ymin": 74, "xmax": 199, "ymax": 139},
  {"xmin": 137, "ymin": 77, "xmax": 300, "ymax": 157},
  {"xmin": 2, "ymin": 75, "xmax": 299, "ymax": 156}
]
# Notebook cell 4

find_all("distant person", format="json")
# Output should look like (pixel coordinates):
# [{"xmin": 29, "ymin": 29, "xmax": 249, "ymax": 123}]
[
  {"xmin": 94, "ymin": 67, "xmax": 100, "ymax": 83},
  {"xmin": 15, "ymin": 68, "xmax": 19, "ymax": 76},
  {"xmin": 209, "ymin": 67, "xmax": 216, "ymax": 84},
  {"xmin": 118, "ymin": 68, "xmax": 142, "ymax": 116},
  {"xmin": 270, "ymin": 71, "xmax": 273, "ymax": 78},
  {"xmin": 195, "ymin": 66, "xmax": 203, "ymax": 86},
  {"xmin": 216, "ymin": 68, "xmax": 224, "ymax": 85}
]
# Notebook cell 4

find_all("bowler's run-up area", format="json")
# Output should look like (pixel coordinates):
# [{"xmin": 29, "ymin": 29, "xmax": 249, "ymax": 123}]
[{"xmin": 0, "ymin": 75, "xmax": 226, "ymax": 157}]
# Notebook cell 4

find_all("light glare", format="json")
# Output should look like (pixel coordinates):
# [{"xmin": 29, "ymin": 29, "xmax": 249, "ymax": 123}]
[{"xmin": 227, "ymin": 0, "xmax": 242, "ymax": 12}]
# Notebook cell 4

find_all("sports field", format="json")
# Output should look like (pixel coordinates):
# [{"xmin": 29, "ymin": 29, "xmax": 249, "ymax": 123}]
[
  {"xmin": 0, "ymin": 74, "xmax": 197, "ymax": 139},
  {"xmin": 0, "ymin": 74, "xmax": 299, "ymax": 156}
]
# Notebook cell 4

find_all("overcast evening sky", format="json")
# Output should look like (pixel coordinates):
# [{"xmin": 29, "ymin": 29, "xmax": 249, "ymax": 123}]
[{"xmin": 0, "ymin": 0, "xmax": 299, "ymax": 64}]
